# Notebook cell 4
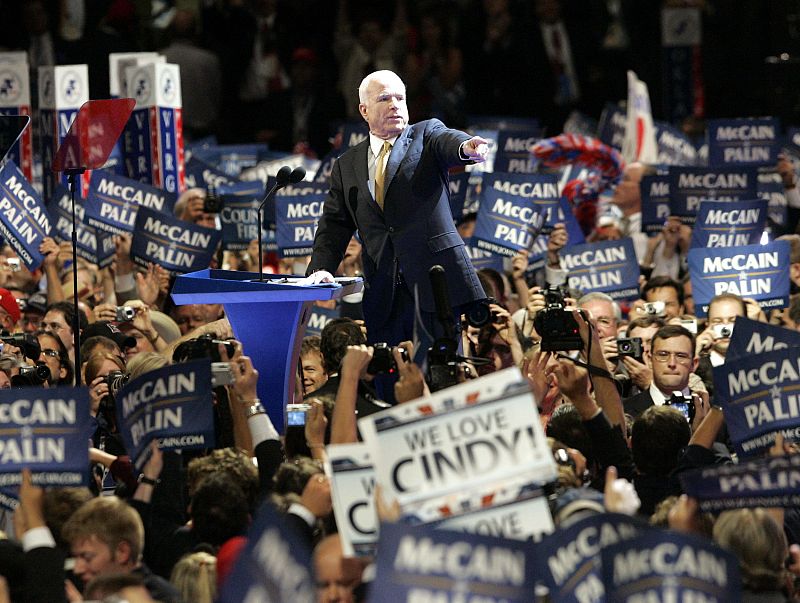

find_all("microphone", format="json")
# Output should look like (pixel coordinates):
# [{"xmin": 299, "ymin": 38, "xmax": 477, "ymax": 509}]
[
  {"xmin": 257, "ymin": 165, "xmax": 301, "ymax": 281},
  {"xmin": 429, "ymin": 265, "xmax": 455, "ymax": 341}
]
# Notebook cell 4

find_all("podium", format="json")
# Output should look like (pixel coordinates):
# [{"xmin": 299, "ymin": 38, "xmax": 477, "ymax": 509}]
[{"xmin": 171, "ymin": 269, "xmax": 363, "ymax": 431}]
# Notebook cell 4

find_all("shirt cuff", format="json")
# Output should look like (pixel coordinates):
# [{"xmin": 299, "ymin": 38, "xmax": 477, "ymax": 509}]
[
  {"xmin": 22, "ymin": 526, "xmax": 56, "ymax": 552},
  {"xmin": 545, "ymin": 264, "xmax": 567, "ymax": 286},
  {"xmin": 786, "ymin": 187, "xmax": 800, "ymax": 209},
  {"xmin": 288, "ymin": 503, "xmax": 316, "ymax": 527},
  {"xmin": 114, "ymin": 272, "xmax": 136, "ymax": 293},
  {"xmin": 247, "ymin": 413, "xmax": 279, "ymax": 447}
]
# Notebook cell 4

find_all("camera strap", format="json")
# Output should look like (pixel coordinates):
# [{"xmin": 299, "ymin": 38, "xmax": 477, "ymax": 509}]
[{"xmin": 555, "ymin": 353, "xmax": 614, "ymax": 381}]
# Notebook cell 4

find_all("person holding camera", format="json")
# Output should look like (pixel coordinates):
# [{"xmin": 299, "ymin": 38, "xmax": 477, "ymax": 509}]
[{"xmin": 693, "ymin": 293, "xmax": 747, "ymax": 397}]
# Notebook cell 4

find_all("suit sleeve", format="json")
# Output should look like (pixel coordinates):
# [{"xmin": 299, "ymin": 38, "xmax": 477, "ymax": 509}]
[
  {"xmin": 426, "ymin": 119, "xmax": 472, "ymax": 171},
  {"xmin": 307, "ymin": 156, "xmax": 357, "ymax": 275}
]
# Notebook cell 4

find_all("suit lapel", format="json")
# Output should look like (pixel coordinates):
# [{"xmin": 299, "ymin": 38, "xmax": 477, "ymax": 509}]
[{"xmin": 383, "ymin": 128, "xmax": 412, "ymax": 201}]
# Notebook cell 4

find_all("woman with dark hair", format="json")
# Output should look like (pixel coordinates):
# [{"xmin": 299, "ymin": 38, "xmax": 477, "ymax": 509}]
[{"xmin": 36, "ymin": 329, "xmax": 74, "ymax": 386}]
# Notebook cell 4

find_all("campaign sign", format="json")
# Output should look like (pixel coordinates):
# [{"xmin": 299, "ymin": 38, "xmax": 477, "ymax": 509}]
[
  {"xmin": 601, "ymin": 531, "xmax": 741, "ymax": 602},
  {"xmin": 494, "ymin": 130, "xmax": 540, "ymax": 173},
  {"xmin": 275, "ymin": 191, "xmax": 326, "ymax": 257},
  {"xmin": 561, "ymin": 238, "xmax": 640, "ymax": 300},
  {"xmin": 598, "ymin": 102, "xmax": 627, "ymax": 151},
  {"xmin": 654, "ymin": 121, "xmax": 698, "ymax": 166},
  {"xmin": 305, "ymin": 304, "xmax": 340, "ymax": 337},
  {"xmin": 757, "ymin": 172, "xmax": 788, "ymax": 228},
  {"xmin": 313, "ymin": 148, "xmax": 344, "ymax": 184},
  {"xmin": 669, "ymin": 167, "xmax": 757, "ymax": 223},
  {"xmin": 0, "ymin": 159, "xmax": 52, "ymax": 270},
  {"xmin": 689, "ymin": 198, "xmax": 767, "ymax": 248},
  {"xmin": 641, "ymin": 174, "xmax": 671, "ymax": 234},
  {"xmin": 0, "ymin": 386, "xmax": 90, "ymax": 487},
  {"xmin": 130, "ymin": 206, "xmax": 221, "ymax": 273},
  {"xmin": 358, "ymin": 367, "xmax": 557, "ymax": 508},
  {"xmin": 219, "ymin": 193, "xmax": 260, "ymax": 251},
  {"xmin": 84, "ymin": 170, "xmax": 176, "ymax": 236},
  {"xmin": 708, "ymin": 117, "xmax": 780, "ymax": 167},
  {"xmin": 117, "ymin": 360, "xmax": 214, "ymax": 468},
  {"xmin": 465, "ymin": 242, "xmax": 506, "ymax": 273},
  {"xmin": 219, "ymin": 501, "xmax": 314, "ymax": 603},
  {"xmin": 0, "ymin": 488, "xmax": 18, "ymax": 512},
  {"xmin": 184, "ymin": 155, "xmax": 239, "ymax": 191},
  {"xmin": 473, "ymin": 173, "xmax": 557, "ymax": 256},
  {"xmin": 713, "ymin": 347, "xmax": 800, "ymax": 457},
  {"xmin": 371, "ymin": 521, "xmax": 536, "ymax": 603},
  {"xmin": 448, "ymin": 171, "xmax": 470, "ymax": 221},
  {"xmin": 47, "ymin": 185, "xmax": 115, "ymax": 268},
  {"xmin": 525, "ymin": 200, "xmax": 585, "ymax": 275},
  {"xmin": 326, "ymin": 443, "xmax": 377, "ymax": 557},
  {"xmin": 727, "ymin": 316, "xmax": 800, "ymax": 362},
  {"xmin": 340, "ymin": 121, "xmax": 369, "ymax": 149},
  {"xmin": 688, "ymin": 241, "xmax": 790, "ymax": 316},
  {"xmin": 191, "ymin": 143, "xmax": 266, "ymax": 177},
  {"xmin": 535, "ymin": 513, "xmax": 649, "ymax": 603},
  {"xmin": 681, "ymin": 453, "xmax": 800, "ymax": 511}
]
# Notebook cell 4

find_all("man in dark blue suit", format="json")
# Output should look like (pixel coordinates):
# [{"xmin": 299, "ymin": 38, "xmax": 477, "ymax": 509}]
[{"xmin": 307, "ymin": 70, "xmax": 489, "ymax": 348}]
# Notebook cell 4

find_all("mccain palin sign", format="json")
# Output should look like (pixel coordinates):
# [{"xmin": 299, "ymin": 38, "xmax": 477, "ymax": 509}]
[
  {"xmin": 668, "ymin": 167, "xmax": 757, "ymax": 223},
  {"xmin": 560, "ymin": 238, "xmax": 640, "ymax": 300},
  {"xmin": 0, "ymin": 160, "xmax": 52, "ymax": 271},
  {"xmin": 707, "ymin": 117, "xmax": 780, "ymax": 167}
]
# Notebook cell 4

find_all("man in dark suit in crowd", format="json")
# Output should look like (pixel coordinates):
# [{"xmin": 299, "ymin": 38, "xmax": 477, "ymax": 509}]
[{"xmin": 307, "ymin": 69, "xmax": 489, "ymax": 348}]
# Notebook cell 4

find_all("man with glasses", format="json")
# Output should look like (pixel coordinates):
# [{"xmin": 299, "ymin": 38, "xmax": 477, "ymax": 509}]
[
  {"xmin": 577, "ymin": 292, "xmax": 621, "ymax": 373},
  {"xmin": 623, "ymin": 324, "xmax": 698, "ymax": 417},
  {"xmin": 43, "ymin": 301, "xmax": 88, "ymax": 369}
]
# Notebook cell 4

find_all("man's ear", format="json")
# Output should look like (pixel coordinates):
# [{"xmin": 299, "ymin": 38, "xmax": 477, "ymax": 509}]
[
  {"xmin": 113, "ymin": 540, "xmax": 133, "ymax": 566},
  {"xmin": 358, "ymin": 103, "xmax": 368, "ymax": 122}
]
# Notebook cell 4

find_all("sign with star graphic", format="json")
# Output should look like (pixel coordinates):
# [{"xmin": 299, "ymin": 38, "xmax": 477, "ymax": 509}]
[
  {"xmin": 689, "ymin": 198, "xmax": 767, "ymax": 249},
  {"xmin": 707, "ymin": 117, "xmax": 780, "ymax": 167},
  {"xmin": 559, "ymin": 238, "xmax": 640, "ymax": 300}
]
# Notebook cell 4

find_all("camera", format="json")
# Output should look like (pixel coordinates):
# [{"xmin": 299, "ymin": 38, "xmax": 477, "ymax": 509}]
[
  {"xmin": 616, "ymin": 337, "xmax": 643, "ymax": 361},
  {"xmin": 286, "ymin": 403, "xmax": 311, "ymax": 426},
  {"xmin": 115, "ymin": 306, "xmax": 135, "ymax": 322},
  {"xmin": 12, "ymin": 362, "xmax": 51, "ymax": 387},
  {"xmin": 0, "ymin": 332, "xmax": 41, "ymax": 361},
  {"xmin": 105, "ymin": 370, "xmax": 130, "ymax": 397},
  {"xmin": 203, "ymin": 187, "xmax": 223, "ymax": 213},
  {"xmin": 712, "ymin": 324, "xmax": 734, "ymax": 339},
  {"xmin": 367, "ymin": 343, "xmax": 409, "ymax": 375},
  {"xmin": 173, "ymin": 333, "xmax": 236, "ymax": 363},
  {"xmin": 666, "ymin": 391, "xmax": 696, "ymax": 423},
  {"xmin": 426, "ymin": 338, "xmax": 460, "ymax": 393},
  {"xmin": 533, "ymin": 287, "xmax": 583, "ymax": 352},
  {"xmin": 642, "ymin": 301, "xmax": 666, "ymax": 316},
  {"xmin": 464, "ymin": 297, "xmax": 499, "ymax": 328},
  {"xmin": 211, "ymin": 362, "xmax": 234, "ymax": 387}
]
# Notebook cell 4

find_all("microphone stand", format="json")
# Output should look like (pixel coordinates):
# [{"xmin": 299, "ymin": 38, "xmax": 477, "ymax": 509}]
[{"xmin": 64, "ymin": 169, "xmax": 84, "ymax": 385}]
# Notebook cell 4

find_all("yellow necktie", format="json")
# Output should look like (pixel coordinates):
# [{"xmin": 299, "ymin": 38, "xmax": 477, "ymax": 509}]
[{"xmin": 375, "ymin": 141, "xmax": 392, "ymax": 209}]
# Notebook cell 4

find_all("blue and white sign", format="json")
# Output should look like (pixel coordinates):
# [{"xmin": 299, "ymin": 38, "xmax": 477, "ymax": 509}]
[
  {"xmin": 494, "ymin": 130, "xmax": 540, "ymax": 173},
  {"xmin": 708, "ymin": 117, "xmax": 780, "ymax": 167},
  {"xmin": 669, "ymin": 167, "xmax": 757, "ymax": 223},
  {"xmin": 655, "ymin": 121, "xmax": 698, "ymax": 166},
  {"xmin": 326, "ymin": 443, "xmax": 377, "ymax": 557},
  {"xmin": 131, "ymin": 206, "xmax": 221, "ymax": 273},
  {"xmin": 340, "ymin": 122, "xmax": 369, "ymax": 149},
  {"xmin": 47, "ymin": 185, "xmax": 115, "ymax": 267},
  {"xmin": 536, "ymin": 513, "xmax": 650, "ymax": 603},
  {"xmin": 681, "ymin": 453, "xmax": 800, "ymax": 511},
  {"xmin": 116, "ymin": 360, "xmax": 215, "ymax": 468},
  {"xmin": 689, "ymin": 198, "xmax": 767, "ymax": 248},
  {"xmin": 448, "ymin": 171, "xmax": 470, "ymax": 221},
  {"xmin": 184, "ymin": 155, "xmax": 239, "ymax": 190},
  {"xmin": 305, "ymin": 304, "xmax": 340, "ymax": 337},
  {"xmin": 0, "ymin": 160, "xmax": 52, "ymax": 270},
  {"xmin": 641, "ymin": 174, "xmax": 671, "ymax": 234},
  {"xmin": 85, "ymin": 170, "xmax": 176, "ymax": 235},
  {"xmin": 313, "ymin": 148, "xmax": 345, "ymax": 184},
  {"xmin": 275, "ymin": 191, "xmax": 326, "ymax": 257},
  {"xmin": 191, "ymin": 143, "xmax": 267, "ymax": 177},
  {"xmin": 465, "ymin": 242, "xmax": 506, "ymax": 273},
  {"xmin": 713, "ymin": 347, "xmax": 800, "ymax": 457},
  {"xmin": 0, "ymin": 386, "xmax": 91, "ymax": 487},
  {"xmin": 688, "ymin": 241, "xmax": 790, "ymax": 316},
  {"xmin": 601, "ymin": 531, "xmax": 741, "ymax": 602},
  {"xmin": 598, "ymin": 103, "xmax": 627, "ymax": 151},
  {"xmin": 561, "ymin": 238, "xmax": 640, "ymax": 300},
  {"xmin": 727, "ymin": 316, "xmax": 800, "ymax": 362},
  {"xmin": 757, "ymin": 172, "xmax": 788, "ymax": 228},
  {"xmin": 371, "ymin": 521, "xmax": 536, "ymax": 603},
  {"xmin": 220, "ymin": 193, "xmax": 260, "ymax": 251}
]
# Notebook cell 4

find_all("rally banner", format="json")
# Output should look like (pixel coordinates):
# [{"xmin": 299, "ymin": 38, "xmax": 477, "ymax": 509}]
[
  {"xmin": 0, "ymin": 159, "xmax": 52, "ymax": 270},
  {"xmin": 640, "ymin": 174, "xmax": 671, "ymax": 234},
  {"xmin": 370, "ymin": 521, "xmax": 536, "ymax": 603},
  {"xmin": 219, "ymin": 502, "xmax": 314, "ymax": 603},
  {"xmin": 191, "ymin": 143, "xmax": 267, "ymax": 177},
  {"xmin": 561, "ymin": 238, "xmax": 640, "ymax": 300},
  {"xmin": 493, "ymin": 130, "xmax": 540, "ymax": 173},
  {"xmin": 681, "ymin": 453, "xmax": 800, "ymax": 511},
  {"xmin": 689, "ymin": 198, "xmax": 767, "ymax": 248},
  {"xmin": 305, "ymin": 305, "xmax": 340, "ymax": 337},
  {"xmin": 713, "ymin": 347, "xmax": 800, "ymax": 457},
  {"xmin": 340, "ymin": 122, "xmax": 369, "ymax": 149},
  {"xmin": 601, "ymin": 531, "xmax": 741, "ymax": 602},
  {"xmin": 116, "ymin": 360, "xmax": 215, "ymax": 468},
  {"xmin": 358, "ymin": 367, "xmax": 557, "ymax": 509},
  {"xmin": 447, "ymin": 172, "xmax": 470, "ymax": 221},
  {"xmin": 326, "ymin": 443, "xmax": 377, "ymax": 557},
  {"xmin": 535, "ymin": 513, "xmax": 651, "ymax": 603},
  {"xmin": 727, "ymin": 316, "xmax": 800, "ymax": 362},
  {"xmin": 0, "ymin": 488, "xmax": 18, "ymax": 512},
  {"xmin": 597, "ymin": 102, "xmax": 626, "ymax": 151},
  {"xmin": 0, "ymin": 386, "xmax": 91, "ymax": 487},
  {"xmin": 84, "ymin": 170, "xmax": 176, "ymax": 236},
  {"xmin": 312, "ymin": 148, "xmax": 345, "ymax": 184},
  {"xmin": 275, "ymin": 190, "xmax": 326, "ymax": 257},
  {"xmin": 219, "ymin": 193, "xmax": 260, "ymax": 251},
  {"xmin": 669, "ymin": 167, "xmax": 758, "ymax": 223},
  {"xmin": 525, "ymin": 199, "xmax": 585, "ymax": 275},
  {"xmin": 688, "ymin": 241, "xmax": 790, "ymax": 316},
  {"xmin": 707, "ymin": 117, "xmax": 780, "ymax": 167},
  {"xmin": 47, "ymin": 185, "xmax": 115, "ymax": 268},
  {"xmin": 757, "ymin": 172, "xmax": 788, "ymax": 229},
  {"xmin": 472, "ymin": 173, "xmax": 556, "ymax": 256},
  {"xmin": 184, "ymin": 155, "xmax": 240, "ymax": 190},
  {"xmin": 654, "ymin": 121, "xmax": 698, "ymax": 166},
  {"xmin": 622, "ymin": 70, "xmax": 658, "ymax": 165},
  {"xmin": 130, "ymin": 206, "xmax": 221, "ymax": 273}
]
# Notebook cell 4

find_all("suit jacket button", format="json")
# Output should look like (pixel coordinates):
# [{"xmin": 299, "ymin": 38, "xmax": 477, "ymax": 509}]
[{"xmin": 388, "ymin": 226, "xmax": 394, "ymax": 233}]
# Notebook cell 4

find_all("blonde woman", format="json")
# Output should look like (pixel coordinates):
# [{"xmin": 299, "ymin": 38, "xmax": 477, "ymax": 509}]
[{"xmin": 170, "ymin": 551, "xmax": 217, "ymax": 603}]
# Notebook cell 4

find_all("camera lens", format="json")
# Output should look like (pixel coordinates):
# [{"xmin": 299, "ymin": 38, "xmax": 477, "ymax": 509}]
[{"xmin": 619, "ymin": 342, "xmax": 631, "ymax": 353}]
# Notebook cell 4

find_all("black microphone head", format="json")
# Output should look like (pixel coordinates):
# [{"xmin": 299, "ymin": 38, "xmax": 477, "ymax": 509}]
[
  {"xmin": 429, "ymin": 265, "xmax": 445, "ymax": 276},
  {"xmin": 289, "ymin": 166, "xmax": 306, "ymax": 183},
  {"xmin": 276, "ymin": 165, "xmax": 292, "ymax": 185}
]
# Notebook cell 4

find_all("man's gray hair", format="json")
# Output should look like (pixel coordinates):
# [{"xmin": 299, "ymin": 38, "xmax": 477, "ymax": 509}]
[
  {"xmin": 577, "ymin": 291, "xmax": 622, "ymax": 321},
  {"xmin": 358, "ymin": 70, "xmax": 405, "ymax": 105}
]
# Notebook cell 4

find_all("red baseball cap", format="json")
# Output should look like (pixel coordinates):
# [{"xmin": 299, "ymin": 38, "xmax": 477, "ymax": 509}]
[{"xmin": 0, "ymin": 289, "xmax": 21, "ymax": 324}]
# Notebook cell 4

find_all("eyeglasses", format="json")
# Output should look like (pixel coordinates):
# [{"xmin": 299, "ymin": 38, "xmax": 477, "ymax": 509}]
[
  {"xmin": 43, "ymin": 321, "xmax": 69, "ymax": 332},
  {"xmin": 41, "ymin": 349, "xmax": 60, "ymax": 358},
  {"xmin": 653, "ymin": 350, "xmax": 692, "ymax": 365}
]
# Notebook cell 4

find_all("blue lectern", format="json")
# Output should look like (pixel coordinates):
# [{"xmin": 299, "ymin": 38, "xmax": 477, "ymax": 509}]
[{"xmin": 171, "ymin": 269, "xmax": 363, "ymax": 431}]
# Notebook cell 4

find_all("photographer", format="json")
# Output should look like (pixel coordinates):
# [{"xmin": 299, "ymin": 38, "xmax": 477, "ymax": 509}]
[
  {"xmin": 466, "ymin": 302, "xmax": 524, "ymax": 377},
  {"xmin": 84, "ymin": 351, "xmax": 128, "ymax": 458},
  {"xmin": 36, "ymin": 330, "xmax": 73, "ymax": 386},
  {"xmin": 94, "ymin": 300, "xmax": 171, "ymax": 357}
]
